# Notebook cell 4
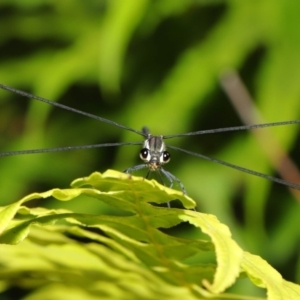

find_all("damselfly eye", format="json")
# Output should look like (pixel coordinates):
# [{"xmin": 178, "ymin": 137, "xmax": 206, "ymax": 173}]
[
  {"xmin": 140, "ymin": 148, "xmax": 149, "ymax": 161},
  {"xmin": 162, "ymin": 151, "xmax": 171, "ymax": 163}
]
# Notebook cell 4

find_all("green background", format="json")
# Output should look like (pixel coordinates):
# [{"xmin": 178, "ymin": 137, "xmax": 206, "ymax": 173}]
[{"xmin": 0, "ymin": 0, "xmax": 299, "ymax": 292}]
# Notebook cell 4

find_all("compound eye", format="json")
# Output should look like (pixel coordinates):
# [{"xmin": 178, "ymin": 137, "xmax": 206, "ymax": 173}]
[
  {"xmin": 162, "ymin": 151, "xmax": 171, "ymax": 163},
  {"xmin": 140, "ymin": 148, "xmax": 149, "ymax": 161}
]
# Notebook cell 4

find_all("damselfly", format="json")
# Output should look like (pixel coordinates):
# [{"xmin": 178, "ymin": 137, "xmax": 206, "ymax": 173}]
[{"xmin": 1, "ymin": 83, "xmax": 300, "ymax": 200}]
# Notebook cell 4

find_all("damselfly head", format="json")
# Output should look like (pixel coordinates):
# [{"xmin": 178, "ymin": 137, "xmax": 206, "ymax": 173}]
[{"xmin": 140, "ymin": 135, "xmax": 171, "ymax": 171}]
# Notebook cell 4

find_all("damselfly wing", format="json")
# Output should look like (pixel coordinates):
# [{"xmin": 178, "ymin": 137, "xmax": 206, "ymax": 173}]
[{"xmin": 1, "ymin": 83, "xmax": 300, "ymax": 204}]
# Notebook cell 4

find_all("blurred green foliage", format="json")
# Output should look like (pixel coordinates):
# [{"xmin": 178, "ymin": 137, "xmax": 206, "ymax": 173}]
[{"xmin": 0, "ymin": 0, "xmax": 299, "ymax": 297}]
